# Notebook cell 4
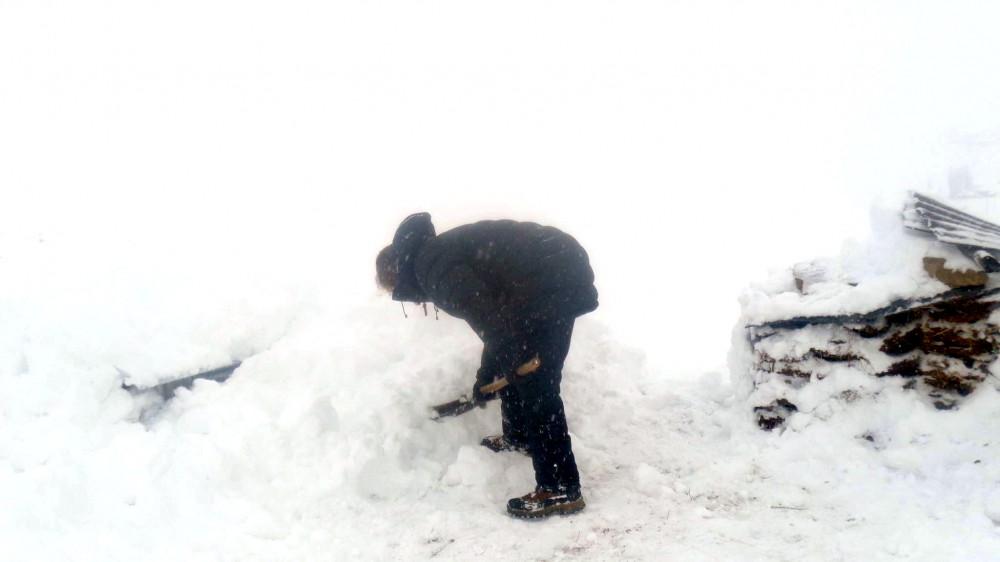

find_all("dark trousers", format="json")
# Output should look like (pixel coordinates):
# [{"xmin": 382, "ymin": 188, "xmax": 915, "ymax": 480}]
[{"xmin": 495, "ymin": 318, "xmax": 580, "ymax": 492}]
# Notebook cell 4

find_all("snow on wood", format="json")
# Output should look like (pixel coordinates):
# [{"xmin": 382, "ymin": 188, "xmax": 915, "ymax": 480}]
[
  {"xmin": 922, "ymin": 256, "xmax": 989, "ymax": 288},
  {"xmin": 750, "ymin": 289, "xmax": 1000, "ymax": 428},
  {"xmin": 738, "ymin": 192, "xmax": 1000, "ymax": 430},
  {"xmin": 904, "ymin": 191, "xmax": 1000, "ymax": 259}
]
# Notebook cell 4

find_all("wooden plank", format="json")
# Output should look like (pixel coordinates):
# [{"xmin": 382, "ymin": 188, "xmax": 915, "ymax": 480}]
[
  {"xmin": 748, "ymin": 286, "xmax": 1000, "ymax": 332},
  {"xmin": 921, "ymin": 216, "xmax": 1000, "ymax": 246},
  {"xmin": 122, "ymin": 361, "xmax": 243, "ymax": 398},
  {"xmin": 928, "ymin": 230, "xmax": 1000, "ymax": 251},
  {"xmin": 903, "ymin": 191, "xmax": 1000, "ymax": 266},
  {"xmin": 910, "ymin": 192, "xmax": 1000, "ymax": 235}
]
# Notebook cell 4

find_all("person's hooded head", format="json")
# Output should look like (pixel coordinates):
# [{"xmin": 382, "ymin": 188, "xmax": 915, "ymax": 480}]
[{"xmin": 375, "ymin": 212, "xmax": 435, "ymax": 302}]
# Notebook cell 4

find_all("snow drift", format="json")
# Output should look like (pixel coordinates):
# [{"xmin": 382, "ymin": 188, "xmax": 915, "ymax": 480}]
[{"xmin": 2, "ymin": 228, "xmax": 999, "ymax": 561}]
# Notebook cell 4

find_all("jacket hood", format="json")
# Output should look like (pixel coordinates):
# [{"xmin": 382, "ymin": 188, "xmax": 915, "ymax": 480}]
[{"xmin": 390, "ymin": 212, "xmax": 435, "ymax": 303}]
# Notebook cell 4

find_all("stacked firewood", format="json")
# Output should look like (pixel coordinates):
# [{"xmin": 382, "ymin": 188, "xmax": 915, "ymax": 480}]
[
  {"xmin": 750, "ymin": 287, "xmax": 1000, "ymax": 429},
  {"xmin": 746, "ymin": 192, "xmax": 1000, "ymax": 430}
]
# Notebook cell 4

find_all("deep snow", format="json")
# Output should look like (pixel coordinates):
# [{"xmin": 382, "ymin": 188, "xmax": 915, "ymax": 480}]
[
  {"xmin": 2, "ymin": 234, "xmax": 999, "ymax": 561},
  {"xmin": 5, "ymin": 1, "xmax": 1000, "ymax": 556}
]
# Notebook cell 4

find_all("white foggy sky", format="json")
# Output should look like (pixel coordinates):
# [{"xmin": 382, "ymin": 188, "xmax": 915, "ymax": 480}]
[{"xmin": 3, "ymin": 1, "xmax": 1000, "ymax": 370}]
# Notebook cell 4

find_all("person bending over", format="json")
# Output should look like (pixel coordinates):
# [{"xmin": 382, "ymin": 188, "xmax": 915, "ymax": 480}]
[{"xmin": 376, "ymin": 212, "xmax": 598, "ymax": 519}]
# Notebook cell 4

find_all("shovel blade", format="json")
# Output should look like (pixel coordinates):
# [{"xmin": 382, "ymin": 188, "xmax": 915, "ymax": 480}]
[{"xmin": 430, "ymin": 396, "xmax": 478, "ymax": 420}]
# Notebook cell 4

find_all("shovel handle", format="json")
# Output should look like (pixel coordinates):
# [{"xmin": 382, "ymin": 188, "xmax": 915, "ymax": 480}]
[
  {"xmin": 430, "ymin": 356, "xmax": 544, "ymax": 420},
  {"xmin": 478, "ymin": 356, "xmax": 541, "ymax": 394}
]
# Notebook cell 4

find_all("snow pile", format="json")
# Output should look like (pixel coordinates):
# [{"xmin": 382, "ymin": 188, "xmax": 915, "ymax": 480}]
[
  {"xmin": 738, "ymin": 202, "xmax": 972, "ymax": 326},
  {"xmin": 726, "ymin": 198, "xmax": 1000, "ymax": 557},
  {"xmin": 3, "ymin": 233, "xmax": 1000, "ymax": 560},
  {"xmin": 731, "ymin": 197, "xmax": 1000, "ymax": 413}
]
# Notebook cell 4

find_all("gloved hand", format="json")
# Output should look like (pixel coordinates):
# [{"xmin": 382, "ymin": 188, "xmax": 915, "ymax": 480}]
[
  {"xmin": 472, "ymin": 377, "xmax": 497, "ymax": 405},
  {"xmin": 473, "ymin": 334, "xmax": 535, "ymax": 401}
]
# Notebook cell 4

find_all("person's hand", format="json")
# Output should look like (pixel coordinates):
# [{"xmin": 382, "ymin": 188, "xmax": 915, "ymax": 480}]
[{"xmin": 471, "ymin": 377, "xmax": 497, "ymax": 404}]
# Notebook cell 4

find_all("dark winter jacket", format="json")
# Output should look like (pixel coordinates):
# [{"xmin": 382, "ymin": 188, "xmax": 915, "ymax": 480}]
[{"xmin": 388, "ymin": 213, "xmax": 599, "ymax": 343}]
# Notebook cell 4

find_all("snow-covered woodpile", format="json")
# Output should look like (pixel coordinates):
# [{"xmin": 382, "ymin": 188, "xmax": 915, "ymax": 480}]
[{"xmin": 734, "ymin": 193, "xmax": 1000, "ymax": 430}]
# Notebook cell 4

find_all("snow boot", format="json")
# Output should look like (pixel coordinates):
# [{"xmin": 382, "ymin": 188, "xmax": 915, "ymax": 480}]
[
  {"xmin": 479, "ymin": 434, "xmax": 530, "ymax": 455},
  {"xmin": 506, "ymin": 487, "xmax": 585, "ymax": 519}
]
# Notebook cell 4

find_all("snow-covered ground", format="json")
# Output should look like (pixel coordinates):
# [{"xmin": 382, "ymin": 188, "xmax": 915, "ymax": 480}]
[
  {"xmin": 2, "ymin": 234, "xmax": 998, "ymax": 562},
  {"xmin": 5, "ymin": 1, "xmax": 1000, "ymax": 559}
]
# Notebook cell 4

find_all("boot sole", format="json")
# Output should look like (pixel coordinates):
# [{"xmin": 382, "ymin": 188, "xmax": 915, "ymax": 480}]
[{"xmin": 507, "ymin": 498, "xmax": 586, "ymax": 519}]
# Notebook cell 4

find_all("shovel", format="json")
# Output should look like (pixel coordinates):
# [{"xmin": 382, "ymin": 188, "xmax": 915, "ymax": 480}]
[{"xmin": 430, "ymin": 356, "xmax": 541, "ymax": 420}]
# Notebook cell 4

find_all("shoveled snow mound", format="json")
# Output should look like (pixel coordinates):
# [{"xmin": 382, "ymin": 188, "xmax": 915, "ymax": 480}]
[
  {"xmin": 2, "ymin": 239, "xmax": 999, "ymax": 561},
  {"xmin": 738, "ymin": 201, "xmax": 971, "ymax": 327}
]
